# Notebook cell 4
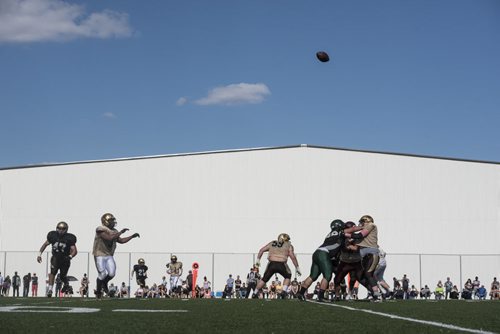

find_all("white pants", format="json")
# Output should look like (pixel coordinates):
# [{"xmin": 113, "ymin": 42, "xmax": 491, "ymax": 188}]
[
  {"xmin": 94, "ymin": 256, "xmax": 116, "ymax": 280},
  {"xmin": 170, "ymin": 276, "xmax": 181, "ymax": 290}
]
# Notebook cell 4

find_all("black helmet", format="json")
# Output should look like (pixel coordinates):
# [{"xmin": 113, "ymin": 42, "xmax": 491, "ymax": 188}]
[{"xmin": 330, "ymin": 219, "xmax": 345, "ymax": 232}]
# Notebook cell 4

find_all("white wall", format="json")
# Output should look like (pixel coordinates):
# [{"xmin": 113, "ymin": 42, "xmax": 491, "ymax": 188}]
[{"xmin": 0, "ymin": 145, "xmax": 499, "ymax": 293}]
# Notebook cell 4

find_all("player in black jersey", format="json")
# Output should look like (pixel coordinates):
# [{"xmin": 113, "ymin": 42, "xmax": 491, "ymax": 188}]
[
  {"xmin": 298, "ymin": 219, "xmax": 362, "ymax": 301},
  {"xmin": 131, "ymin": 258, "xmax": 148, "ymax": 288},
  {"xmin": 37, "ymin": 221, "xmax": 77, "ymax": 297}
]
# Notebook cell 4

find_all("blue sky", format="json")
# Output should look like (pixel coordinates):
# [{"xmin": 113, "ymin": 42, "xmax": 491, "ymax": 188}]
[{"xmin": 0, "ymin": 0, "xmax": 499, "ymax": 168}]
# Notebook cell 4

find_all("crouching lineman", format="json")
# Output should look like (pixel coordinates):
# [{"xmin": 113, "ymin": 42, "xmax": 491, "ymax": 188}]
[
  {"xmin": 37, "ymin": 221, "xmax": 77, "ymax": 297},
  {"xmin": 252, "ymin": 233, "xmax": 301, "ymax": 299},
  {"xmin": 93, "ymin": 213, "xmax": 140, "ymax": 298}
]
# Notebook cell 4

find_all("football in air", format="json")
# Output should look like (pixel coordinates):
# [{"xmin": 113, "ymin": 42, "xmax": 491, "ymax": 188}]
[{"xmin": 316, "ymin": 51, "xmax": 330, "ymax": 63}]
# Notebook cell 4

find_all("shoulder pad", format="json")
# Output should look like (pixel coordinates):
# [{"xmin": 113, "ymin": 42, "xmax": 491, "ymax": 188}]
[{"xmin": 47, "ymin": 231, "xmax": 58, "ymax": 243}]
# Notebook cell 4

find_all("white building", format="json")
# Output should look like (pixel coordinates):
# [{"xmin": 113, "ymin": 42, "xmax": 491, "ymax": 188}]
[{"xmin": 0, "ymin": 145, "xmax": 498, "ymax": 294}]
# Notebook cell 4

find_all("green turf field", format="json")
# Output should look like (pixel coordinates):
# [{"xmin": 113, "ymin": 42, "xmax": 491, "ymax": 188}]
[{"xmin": 0, "ymin": 297, "xmax": 499, "ymax": 333}]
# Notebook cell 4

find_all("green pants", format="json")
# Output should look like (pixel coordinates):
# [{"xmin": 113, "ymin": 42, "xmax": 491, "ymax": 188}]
[{"xmin": 309, "ymin": 250, "xmax": 333, "ymax": 282}]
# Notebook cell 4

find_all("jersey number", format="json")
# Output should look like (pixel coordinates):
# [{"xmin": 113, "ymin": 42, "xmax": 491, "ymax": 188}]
[{"xmin": 271, "ymin": 241, "xmax": 284, "ymax": 248}]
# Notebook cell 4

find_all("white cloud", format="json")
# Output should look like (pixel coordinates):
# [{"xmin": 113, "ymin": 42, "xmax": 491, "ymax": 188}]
[
  {"xmin": 194, "ymin": 83, "xmax": 271, "ymax": 106},
  {"xmin": 0, "ymin": 0, "xmax": 132, "ymax": 43},
  {"xmin": 176, "ymin": 97, "xmax": 188, "ymax": 106},
  {"xmin": 102, "ymin": 112, "xmax": 116, "ymax": 119}
]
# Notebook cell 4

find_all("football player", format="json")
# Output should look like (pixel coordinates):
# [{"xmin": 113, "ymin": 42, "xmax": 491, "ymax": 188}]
[
  {"xmin": 166, "ymin": 255, "xmax": 183, "ymax": 297},
  {"xmin": 93, "ymin": 213, "xmax": 140, "ymax": 298},
  {"xmin": 333, "ymin": 221, "xmax": 366, "ymax": 300},
  {"xmin": 297, "ymin": 220, "xmax": 363, "ymax": 302},
  {"xmin": 131, "ymin": 258, "xmax": 148, "ymax": 288},
  {"xmin": 354, "ymin": 215, "xmax": 382, "ymax": 300},
  {"xmin": 252, "ymin": 233, "xmax": 301, "ymax": 299},
  {"xmin": 37, "ymin": 221, "xmax": 77, "ymax": 297}
]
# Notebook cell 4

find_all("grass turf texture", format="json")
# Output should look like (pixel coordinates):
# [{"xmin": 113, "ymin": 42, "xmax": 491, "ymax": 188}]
[{"xmin": 0, "ymin": 298, "xmax": 499, "ymax": 333}]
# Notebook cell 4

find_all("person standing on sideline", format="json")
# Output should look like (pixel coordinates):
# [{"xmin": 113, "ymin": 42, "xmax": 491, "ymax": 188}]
[
  {"xmin": 22, "ymin": 273, "xmax": 31, "ymax": 297},
  {"xmin": 93, "ymin": 213, "xmax": 140, "ymax": 298},
  {"xmin": 31, "ymin": 273, "xmax": 39, "ymax": 297},
  {"xmin": 444, "ymin": 277, "xmax": 453, "ymax": 299},
  {"xmin": 0, "ymin": 272, "xmax": 4, "ymax": 296},
  {"xmin": 12, "ymin": 272, "xmax": 21, "ymax": 297},
  {"xmin": 37, "ymin": 221, "xmax": 77, "ymax": 297},
  {"xmin": 245, "ymin": 267, "xmax": 260, "ymax": 298}
]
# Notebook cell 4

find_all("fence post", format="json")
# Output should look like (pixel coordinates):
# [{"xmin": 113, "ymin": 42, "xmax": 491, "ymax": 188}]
[
  {"xmin": 128, "ymin": 252, "xmax": 132, "ymax": 298},
  {"xmin": 212, "ymin": 253, "xmax": 215, "ymax": 294},
  {"xmin": 459, "ymin": 255, "xmax": 463, "ymax": 292},
  {"xmin": 419, "ymin": 254, "xmax": 422, "ymax": 289}
]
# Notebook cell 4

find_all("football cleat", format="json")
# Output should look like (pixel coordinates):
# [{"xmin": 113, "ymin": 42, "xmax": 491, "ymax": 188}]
[
  {"xmin": 94, "ymin": 289, "xmax": 102, "ymax": 299},
  {"xmin": 47, "ymin": 289, "xmax": 53, "ymax": 298},
  {"xmin": 101, "ymin": 213, "xmax": 117, "ymax": 229}
]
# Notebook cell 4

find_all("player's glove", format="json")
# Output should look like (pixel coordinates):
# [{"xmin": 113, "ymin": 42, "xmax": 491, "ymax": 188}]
[
  {"xmin": 132, "ymin": 233, "xmax": 140, "ymax": 238},
  {"xmin": 295, "ymin": 266, "xmax": 302, "ymax": 277},
  {"xmin": 254, "ymin": 259, "xmax": 261, "ymax": 268},
  {"xmin": 120, "ymin": 228, "xmax": 130, "ymax": 234}
]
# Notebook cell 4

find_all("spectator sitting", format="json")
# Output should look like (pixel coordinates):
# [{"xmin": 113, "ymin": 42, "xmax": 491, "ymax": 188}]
[
  {"xmin": 476, "ymin": 285, "xmax": 487, "ymax": 300},
  {"xmin": 240, "ymin": 283, "xmax": 247, "ymax": 298},
  {"xmin": 434, "ymin": 281, "xmax": 444, "ymax": 300},
  {"xmin": 450, "ymin": 285, "xmax": 459, "ymax": 299},
  {"xmin": 409, "ymin": 285, "xmax": 418, "ymax": 299},
  {"xmin": 147, "ymin": 284, "xmax": 159, "ymax": 298},
  {"xmin": 490, "ymin": 278, "xmax": 499, "ymax": 300},
  {"xmin": 108, "ymin": 283, "xmax": 117, "ymax": 297},
  {"xmin": 118, "ymin": 282, "xmax": 128, "ymax": 298},
  {"xmin": 135, "ymin": 286, "xmax": 144, "ymax": 298},
  {"xmin": 203, "ymin": 287, "xmax": 212, "ymax": 298},
  {"xmin": 461, "ymin": 279, "xmax": 473, "ymax": 300},
  {"xmin": 420, "ymin": 285, "xmax": 431, "ymax": 299}
]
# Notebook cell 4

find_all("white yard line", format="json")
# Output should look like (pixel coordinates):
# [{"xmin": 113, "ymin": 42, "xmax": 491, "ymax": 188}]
[
  {"xmin": 309, "ymin": 301, "xmax": 497, "ymax": 334},
  {"xmin": 112, "ymin": 309, "xmax": 188, "ymax": 313}
]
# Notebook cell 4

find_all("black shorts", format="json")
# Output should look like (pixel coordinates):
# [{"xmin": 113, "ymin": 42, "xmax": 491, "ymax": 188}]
[
  {"xmin": 50, "ymin": 255, "xmax": 71, "ymax": 278},
  {"xmin": 136, "ymin": 278, "xmax": 146, "ymax": 287},
  {"xmin": 262, "ymin": 261, "xmax": 292, "ymax": 282}
]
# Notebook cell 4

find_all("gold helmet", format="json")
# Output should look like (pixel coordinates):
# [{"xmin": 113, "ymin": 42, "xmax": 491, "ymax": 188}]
[
  {"xmin": 138, "ymin": 258, "xmax": 145, "ymax": 265},
  {"xmin": 171, "ymin": 255, "xmax": 177, "ymax": 263},
  {"xmin": 101, "ymin": 213, "xmax": 116, "ymax": 228},
  {"xmin": 359, "ymin": 215, "xmax": 374, "ymax": 225},
  {"xmin": 278, "ymin": 233, "xmax": 290, "ymax": 243},
  {"xmin": 56, "ymin": 221, "xmax": 68, "ymax": 234}
]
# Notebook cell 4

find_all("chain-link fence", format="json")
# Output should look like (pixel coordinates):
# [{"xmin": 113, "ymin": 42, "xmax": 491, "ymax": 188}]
[{"xmin": 1, "ymin": 251, "xmax": 499, "ymax": 298}]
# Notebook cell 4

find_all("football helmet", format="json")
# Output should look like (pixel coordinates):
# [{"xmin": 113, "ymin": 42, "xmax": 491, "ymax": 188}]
[
  {"xmin": 330, "ymin": 219, "xmax": 345, "ymax": 232},
  {"xmin": 56, "ymin": 221, "xmax": 68, "ymax": 234},
  {"xmin": 359, "ymin": 215, "xmax": 374, "ymax": 225},
  {"xmin": 278, "ymin": 233, "xmax": 290, "ymax": 243},
  {"xmin": 101, "ymin": 213, "xmax": 117, "ymax": 228},
  {"xmin": 171, "ymin": 255, "xmax": 177, "ymax": 263},
  {"xmin": 345, "ymin": 221, "xmax": 355, "ymax": 228},
  {"xmin": 138, "ymin": 258, "xmax": 145, "ymax": 265}
]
